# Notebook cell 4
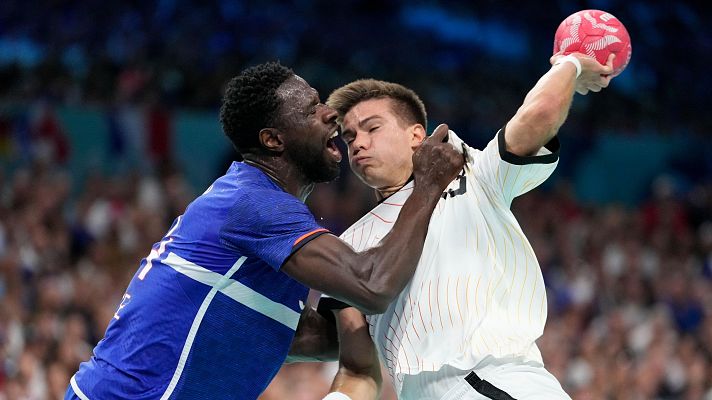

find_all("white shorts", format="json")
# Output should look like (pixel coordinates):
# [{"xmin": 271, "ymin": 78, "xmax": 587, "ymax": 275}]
[{"xmin": 399, "ymin": 357, "xmax": 571, "ymax": 400}]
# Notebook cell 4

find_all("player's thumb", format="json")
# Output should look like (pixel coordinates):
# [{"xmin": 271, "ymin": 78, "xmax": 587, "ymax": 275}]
[
  {"xmin": 550, "ymin": 51, "xmax": 566, "ymax": 65},
  {"xmin": 430, "ymin": 123, "xmax": 449, "ymax": 143},
  {"xmin": 605, "ymin": 53, "xmax": 616, "ymax": 71}
]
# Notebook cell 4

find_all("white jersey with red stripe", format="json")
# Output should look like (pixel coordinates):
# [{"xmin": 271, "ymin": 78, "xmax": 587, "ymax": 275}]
[{"xmin": 337, "ymin": 129, "xmax": 559, "ymax": 395}]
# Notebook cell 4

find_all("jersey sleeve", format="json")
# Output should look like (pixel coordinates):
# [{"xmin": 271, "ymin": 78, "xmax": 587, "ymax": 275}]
[
  {"xmin": 465, "ymin": 126, "xmax": 559, "ymax": 207},
  {"xmin": 219, "ymin": 189, "xmax": 329, "ymax": 271}
]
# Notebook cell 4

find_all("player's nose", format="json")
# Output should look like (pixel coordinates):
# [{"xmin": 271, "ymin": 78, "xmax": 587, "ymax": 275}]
[
  {"xmin": 351, "ymin": 130, "xmax": 370, "ymax": 152},
  {"xmin": 321, "ymin": 104, "xmax": 338, "ymax": 125}
]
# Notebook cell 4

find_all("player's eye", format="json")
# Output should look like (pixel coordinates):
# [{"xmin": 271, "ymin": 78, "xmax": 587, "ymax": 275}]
[
  {"xmin": 369, "ymin": 126, "xmax": 380, "ymax": 133},
  {"xmin": 307, "ymin": 101, "xmax": 321, "ymax": 115}
]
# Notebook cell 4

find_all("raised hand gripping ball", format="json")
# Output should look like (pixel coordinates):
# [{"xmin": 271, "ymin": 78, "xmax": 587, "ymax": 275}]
[{"xmin": 553, "ymin": 9, "xmax": 632, "ymax": 77}]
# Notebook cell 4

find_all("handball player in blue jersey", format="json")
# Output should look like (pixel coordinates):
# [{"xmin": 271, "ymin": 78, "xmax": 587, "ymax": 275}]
[{"xmin": 65, "ymin": 62, "xmax": 464, "ymax": 399}]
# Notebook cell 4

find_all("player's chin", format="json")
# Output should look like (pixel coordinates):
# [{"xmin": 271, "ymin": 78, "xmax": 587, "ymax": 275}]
[
  {"xmin": 355, "ymin": 171, "xmax": 382, "ymax": 190},
  {"xmin": 326, "ymin": 162, "xmax": 341, "ymax": 181},
  {"xmin": 313, "ymin": 161, "xmax": 341, "ymax": 183}
]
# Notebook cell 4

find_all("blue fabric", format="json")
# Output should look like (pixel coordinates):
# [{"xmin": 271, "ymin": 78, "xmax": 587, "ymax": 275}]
[
  {"xmin": 71, "ymin": 162, "xmax": 326, "ymax": 399},
  {"xmin": 64, "ymin": 384, "xmax": 78, "ymax": 399}
]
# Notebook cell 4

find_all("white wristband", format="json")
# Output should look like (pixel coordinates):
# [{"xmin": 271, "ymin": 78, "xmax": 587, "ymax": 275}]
[
  {"xmin": 323, "ymin": 393, "xmax": 352, "ymax": 400},
  {"xmin": 554, "ymin": 54, "xmax": 582, "ymax": 78}
]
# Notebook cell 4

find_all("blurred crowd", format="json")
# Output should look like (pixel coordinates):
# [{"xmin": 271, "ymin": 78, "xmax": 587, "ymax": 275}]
[
  {"xmin": 0, "ymin": 148, "xmax": 710, "ymax": 400},
  {"xmin": 1, "ymin": 1, "xmax": 711, "ymax": 138},
  {"xmin": 2, "ymin": 0, "xmax": 712, "ymax": 399}
]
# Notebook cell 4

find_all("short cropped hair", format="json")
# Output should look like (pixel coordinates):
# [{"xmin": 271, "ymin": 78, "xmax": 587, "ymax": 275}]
[
  {"xmin": 220, "ymin": 62, "xmax": 294, "ymax": 154},
  {"xmin": 326, "ymin": 79, "xmax": 427, "ymax": 132}
]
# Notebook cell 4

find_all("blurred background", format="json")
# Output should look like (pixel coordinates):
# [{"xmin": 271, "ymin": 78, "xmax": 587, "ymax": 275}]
[{"xmin": 0, "ymin": 0, "xmax": 710, "ymax": 399}]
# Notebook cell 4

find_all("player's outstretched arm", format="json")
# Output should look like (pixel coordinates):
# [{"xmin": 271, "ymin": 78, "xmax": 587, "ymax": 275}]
[
  {"xmin": 282, "ymin": 125, "xmax": 464, "ymax": 314},
  {"xmin": 504, "ymin": 53, "xmax": 614, "ymax": 157},
  {"xmin": 323, "ymin": 308, "xmax": 381, "ymax": 400}
]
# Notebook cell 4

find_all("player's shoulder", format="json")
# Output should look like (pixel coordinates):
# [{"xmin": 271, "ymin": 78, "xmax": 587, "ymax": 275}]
[
  {"xmin": 206, "ymin": 162, "xmax": 301, "ymax": 205},
  {"xmin": 177, "ymin": 163, "xmax": 307, "ymax": 235}
]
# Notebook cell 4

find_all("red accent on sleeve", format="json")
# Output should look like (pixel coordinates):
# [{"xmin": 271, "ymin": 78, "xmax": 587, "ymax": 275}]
[{"xmin": 293, "ymin": 228, "xmax": 329, "ymax": 247}]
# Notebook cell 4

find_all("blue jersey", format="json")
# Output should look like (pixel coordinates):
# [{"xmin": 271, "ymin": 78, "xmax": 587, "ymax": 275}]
[{"xmin": 69, "ymin": 162, "xmax": 329, "ymax": 399}]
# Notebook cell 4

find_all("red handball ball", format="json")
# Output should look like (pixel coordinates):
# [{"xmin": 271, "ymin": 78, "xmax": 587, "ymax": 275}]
[{"xmin": 553, "ymin": 9, "xmax": 632, "ymax": 77}]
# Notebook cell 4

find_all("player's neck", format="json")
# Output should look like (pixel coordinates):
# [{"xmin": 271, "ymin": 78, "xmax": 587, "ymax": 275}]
[
  {"xmin": 243, "ymin": 157, "xmax": 315, "ymax": 202},
  {"xmin": 375, "ymin": 174, "xmax": 413, "ymax": 201}
]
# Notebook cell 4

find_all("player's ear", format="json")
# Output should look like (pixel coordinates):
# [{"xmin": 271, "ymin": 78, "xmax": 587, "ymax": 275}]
[
  {"xmin": 410, "ymin": 124, "xmax": 426, "ymax": 149},
  {"xmin": 258, "ymin": 128, "xmax": 285, "ymax": 153}
]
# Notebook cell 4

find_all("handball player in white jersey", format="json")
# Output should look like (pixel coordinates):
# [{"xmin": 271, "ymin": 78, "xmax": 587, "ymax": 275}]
[{"xmin": 315, "ymin": 53, "xmax": 616, "ymax": 399}]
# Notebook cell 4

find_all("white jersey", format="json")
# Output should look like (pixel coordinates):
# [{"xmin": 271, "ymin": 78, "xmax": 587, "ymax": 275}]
[{"xmin": 335, "ymin": 130, "xmax": 559, "ymax": 394}]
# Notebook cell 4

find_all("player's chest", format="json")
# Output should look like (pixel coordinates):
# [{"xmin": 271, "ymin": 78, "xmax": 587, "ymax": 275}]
[{"xmin": 339, "ymin": 208, "xmax": 399, "ymax": 252}]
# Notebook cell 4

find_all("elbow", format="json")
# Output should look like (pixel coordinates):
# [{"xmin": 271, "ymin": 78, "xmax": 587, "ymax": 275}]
[
  {"xmin": 349, "ymin": 256, "xmax": 403, "ymax": 314},
  {"xmin": 366, "ymin": 300, "xmax": 390, "ymax": 315},
  {"xmin": 508, "ymin": 95, "xmax": 565, "ymax": 155},
  {"xmin": 357, "ymin": 286, "xmax": 397, "ymax": 315},
  {"xmin": 520, "ymin": 94, "xmax": 564, "ymax": 132},
  {"xmin": 359, "ymin": 269, "xmax": 403, "ymax": 313},
  {"xmin": 356, "ymin": 296, "xmax": 389, "ymax": 315}
]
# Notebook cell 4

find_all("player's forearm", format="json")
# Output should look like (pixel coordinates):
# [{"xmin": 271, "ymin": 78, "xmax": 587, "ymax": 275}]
[
  {"xmin": 505, "ymin": 61, "xmax": 577, "ymax": 156},
  {"xmin": 357, "ymin": 186, "xmax": 440, "ymax": 313},
  {"xmin": 329, "ymin": 367, "xmax": 381, "ymax": 400},
  {"xmin": 329, "ymin": 306, "xmax": 382, "ymax": 399}
]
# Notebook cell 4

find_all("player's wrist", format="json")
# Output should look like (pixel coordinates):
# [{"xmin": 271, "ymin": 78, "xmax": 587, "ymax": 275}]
[
  {"xmin": 410, "ymin": 182, "xmax": 443, "ymax": 206},
  {"xmin": 553, "ymin": 54, "xmax": 582, "ymax": 78}
]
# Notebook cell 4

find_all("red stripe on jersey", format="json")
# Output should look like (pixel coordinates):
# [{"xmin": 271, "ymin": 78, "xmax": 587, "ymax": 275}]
[
  {"xmin": 418, "ymin": 281, "xmax": 428, "ymax": 335},
  {"xmin": 293, "ymin": 228, "xmax": 329, "ymax": 246},
  {"xmin": 368, "ymin": 211, "xmax": 394, "ymax": 224},
  {"xmin": 456, "ymin": 275, "xmax": 464, "ymax": 325},
  {"xmin": 357, "ymin": 223, "xmax": 365, "ymax": 249},
  {"xmin": 406, "ymin": 293, "xmax": 422, "ymax": 340},
  {"xmin": 447, "ymin": 276, "xmax": 455, "ymax": 328},
  {"xmin": 436, "ymin": 276, "xmax": 445, "ymax": 330},
  {"xmin": 366, "ymin": 221, "xmax": 375, "ymax": 247}
]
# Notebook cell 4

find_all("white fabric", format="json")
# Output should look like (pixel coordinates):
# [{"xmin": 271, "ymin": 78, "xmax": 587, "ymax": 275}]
[
  {"xmin": 334, "ymin": 131, "xmax": 559, "ymax": 396},
  {"xmin": 162, "ymin": 252, "xmax": 300, "ymax": 330},
  {"xmin": 322, "ymin": 392, "xmax": 353, "ymax": 400},
  {"xmin": 399, "ymin": 359, "xmax": 570, "ymax": 400},
  {"xmin": 70, "ymin": 375, "xmax": 91, "ymax": 400},
  {"xmin": 554, "ymin": 54, "xmax": 582, "ymax": 78}
]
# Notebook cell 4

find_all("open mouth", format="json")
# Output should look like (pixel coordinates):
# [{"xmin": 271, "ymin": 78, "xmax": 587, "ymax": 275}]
[{"xmin": 326, "ymin": 130, "xmax": 342, "ymax": 162}]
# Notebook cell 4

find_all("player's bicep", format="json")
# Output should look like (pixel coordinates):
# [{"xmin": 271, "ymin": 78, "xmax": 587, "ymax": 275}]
[
  {"xmin": 504, "ymin": 116, "xmax": 541, "ymax": 157},
  {"xmin": 281, "ymin": 234, "xmax": 377, "ymax": 313},
  {"xmin": 219, "ymin": 190, "xmax": 329, "ymax": 270}
]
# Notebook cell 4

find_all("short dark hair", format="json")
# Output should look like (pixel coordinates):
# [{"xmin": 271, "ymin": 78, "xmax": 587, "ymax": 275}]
[
  {"xmin": 220, "ymin": 61, "xmax": 294, "ymax": 154},
  {"xmin": 326, "ymin": 79, "xmax": 427, "ymax": 132}
]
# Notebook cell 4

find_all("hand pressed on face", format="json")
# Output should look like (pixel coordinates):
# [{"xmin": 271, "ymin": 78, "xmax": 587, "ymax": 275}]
[{"xmin": 412, "ymin": 124, "xmax": 464, "ymax": 193}]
